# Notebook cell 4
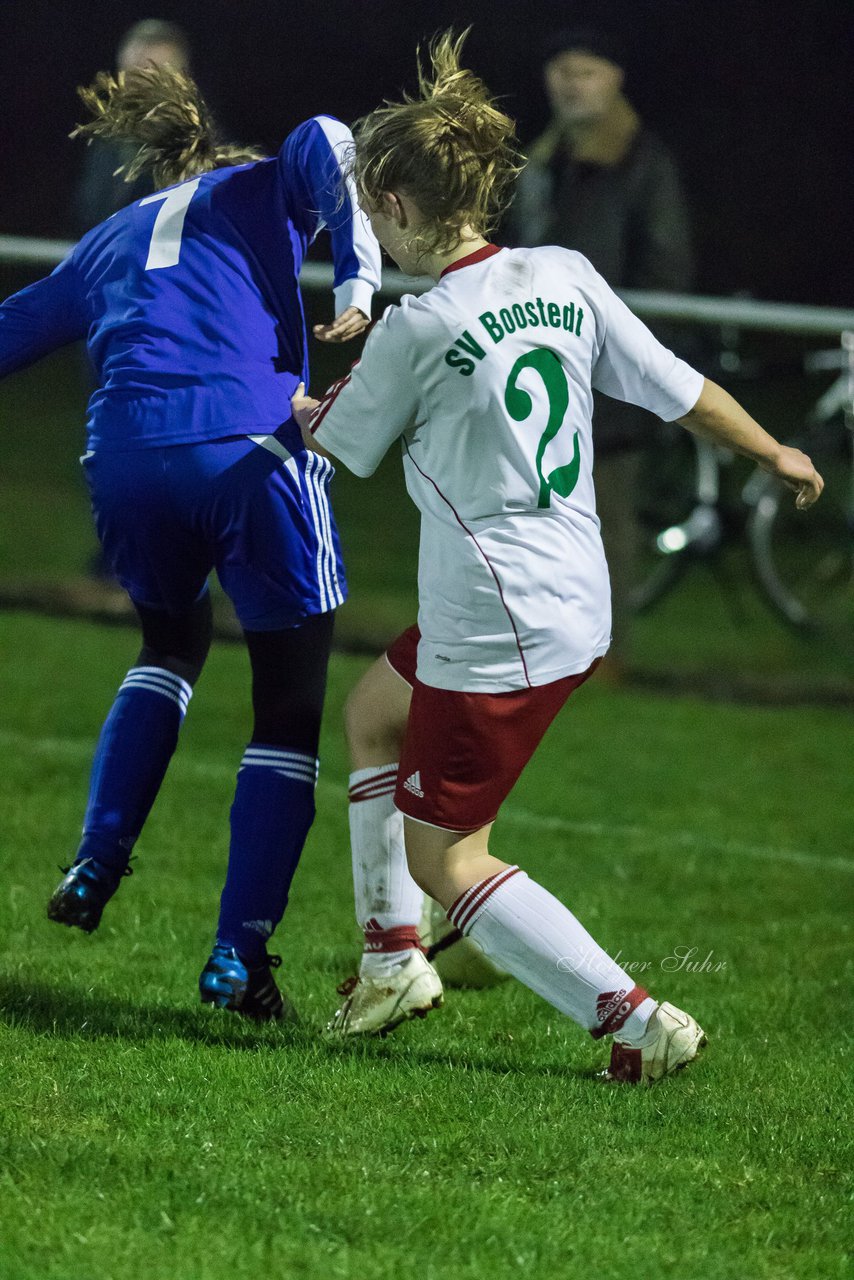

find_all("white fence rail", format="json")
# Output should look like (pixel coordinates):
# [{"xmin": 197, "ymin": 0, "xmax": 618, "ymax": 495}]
[{"xmin": 2, "ymin": 233, "xmax": 853, "ymax": 337}]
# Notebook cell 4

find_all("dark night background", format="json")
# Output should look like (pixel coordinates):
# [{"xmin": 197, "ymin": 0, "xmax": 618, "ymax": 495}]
[{"xmin": 2, "ymin": 0, "xmax": 852, "ymax": 305}]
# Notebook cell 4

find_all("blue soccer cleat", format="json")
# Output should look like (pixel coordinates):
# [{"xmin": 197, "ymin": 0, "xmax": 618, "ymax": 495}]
[
  {"xmin": 47, "ymin": 858, "xmax": 133, "ymax": 933},
  {"xmin": 198, "ymin": 944, "xmax": 297, "ymax": 1023}
]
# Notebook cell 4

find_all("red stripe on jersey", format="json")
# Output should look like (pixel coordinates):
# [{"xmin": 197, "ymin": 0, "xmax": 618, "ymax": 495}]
[
  {"xmin": 310, "ymin": 370, "xmax": 353, "ymax": 433},
  {"xmin": 440, "ymin": 244, "xmax": 503, "ymax": 278},
  {"xmin": 402, "ymin": 441, "xmax": 532, "ymax": 687}
]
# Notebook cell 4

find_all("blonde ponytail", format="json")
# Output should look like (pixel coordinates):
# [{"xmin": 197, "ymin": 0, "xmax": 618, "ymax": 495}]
[
  {"xmin": 353, "ymin": 29, "xmax": 523, "ymax": 258},
  {"xmin": 72, "ymin": 65, "xmax": 263, "ymax": 190}
]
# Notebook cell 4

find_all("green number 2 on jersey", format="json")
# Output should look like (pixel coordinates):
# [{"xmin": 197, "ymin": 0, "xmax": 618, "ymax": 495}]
[{"xmin": 504, "ymin": 349, "xmax": 580, "ymax": 509}]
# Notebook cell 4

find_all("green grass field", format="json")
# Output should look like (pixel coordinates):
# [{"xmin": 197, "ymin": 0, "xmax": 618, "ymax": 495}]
[{"xmin": 0, "ymin": 611, "xmax": 851, "ymax": 1280}]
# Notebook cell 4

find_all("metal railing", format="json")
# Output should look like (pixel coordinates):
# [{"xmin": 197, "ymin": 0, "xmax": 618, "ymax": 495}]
[{"xmin": 2, "ymin": 232, "xmax": 853, "ymax": 337}]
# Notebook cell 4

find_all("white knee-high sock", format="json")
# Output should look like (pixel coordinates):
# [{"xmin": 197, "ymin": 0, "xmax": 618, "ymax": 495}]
[
  {"xmin": 449, "ymin": 867, "xmax": 657, "ymax": 1042},
  {"xmin": 349, "ymin": 764, "xmax": 424, "ymax": 974}
]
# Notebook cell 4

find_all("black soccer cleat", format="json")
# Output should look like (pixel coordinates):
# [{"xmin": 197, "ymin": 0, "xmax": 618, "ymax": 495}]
[
  {"xmin": 47, "ymin": 857, "xmax": 133, "ymax": 933},
  {"xmin": 198, "ymin": 944, "xmax": 297, "ymax": 1023}
]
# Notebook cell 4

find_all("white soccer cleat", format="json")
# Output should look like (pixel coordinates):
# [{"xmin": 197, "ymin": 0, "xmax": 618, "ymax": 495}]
[
  {"xmin": 600, "ymin": 1001, "xmax": 707, "ymax": 1085},
  {"xmin": 419, "ymin": 895, "xmax": 510, "ymax": 989},
  {"xmin": 327, "ymin": 949, "xmax": 444, "ymax": 1038}
]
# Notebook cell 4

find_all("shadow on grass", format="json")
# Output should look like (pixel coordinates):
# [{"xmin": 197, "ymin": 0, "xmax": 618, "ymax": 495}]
[
  {"xmin": 0, "ymin": 974, "xmax": 595, "ymax": 1079},
  {"xmin": 0, "ymin": 974, "xmax": 310, "ymax": 1051}
]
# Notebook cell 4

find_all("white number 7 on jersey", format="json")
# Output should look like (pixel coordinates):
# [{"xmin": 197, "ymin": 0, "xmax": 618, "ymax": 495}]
[{"xmin": 140, "ymin": 177, "xmax": 202, "ymax": 270}]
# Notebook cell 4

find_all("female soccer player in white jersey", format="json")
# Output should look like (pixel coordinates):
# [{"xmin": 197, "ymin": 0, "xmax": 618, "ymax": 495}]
[
  {"xmin": 0, "ymin": 66, "xmax": 381, "ymax": 1020},
  {"xmin": 292, "ymin": 33, "xmax": 822, "ymax": 1081}
]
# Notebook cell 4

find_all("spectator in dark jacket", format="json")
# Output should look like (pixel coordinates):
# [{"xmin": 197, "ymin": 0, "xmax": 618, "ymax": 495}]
[
  {"xmin": 73, "ymin": 19, "xmax": 191, "ymax": 234},
  {"xmin": 510, "ymin": 27, "xmax": 694, "ymax": 673}
]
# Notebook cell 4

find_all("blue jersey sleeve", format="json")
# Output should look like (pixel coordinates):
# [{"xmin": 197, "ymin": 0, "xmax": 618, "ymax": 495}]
[
  {"xmin": 278, "ymin": 116, "xmax": 381, "ymax": 318},
  {"xmin": 0, "ymin": 253, "xmax": 89, "ymax": 377}
]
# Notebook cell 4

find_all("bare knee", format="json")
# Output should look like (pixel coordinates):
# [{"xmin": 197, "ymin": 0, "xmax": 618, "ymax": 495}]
[
  {"xmin": 404, "ymin": 835, "xmax": 459, "ymax": 908},
  {"xmin": 403, "ymin": 818, "xmax": 497, "ymax": 911}
]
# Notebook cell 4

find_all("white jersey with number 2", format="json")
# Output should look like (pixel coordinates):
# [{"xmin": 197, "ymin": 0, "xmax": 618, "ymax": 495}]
[{"xmin": 312, "ymin": 245, "xmax": 704, "ymax": 693}]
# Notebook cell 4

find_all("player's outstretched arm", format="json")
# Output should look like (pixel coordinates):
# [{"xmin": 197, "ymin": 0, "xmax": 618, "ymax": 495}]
[
  {"xmin": 0, "ymin": 256, "xmax": 88, "ymax": 379},
  {"xmin": 678, "ymin": 378, "xmax": 823, "ymax": 510}
]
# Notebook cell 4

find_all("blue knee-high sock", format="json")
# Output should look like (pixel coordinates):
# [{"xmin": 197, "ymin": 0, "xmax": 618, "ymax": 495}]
[
  {"xmin": 217, "ymin": 744, "xmax": 319, "ymax": 962},
  {"xmin": 76, "ymin": 666, "xmax": 193, "ymax": 871}
]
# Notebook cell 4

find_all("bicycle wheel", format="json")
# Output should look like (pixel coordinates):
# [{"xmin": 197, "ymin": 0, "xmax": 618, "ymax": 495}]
[
  {"xmin": 747, "ymin": 421, "xmax": 853, "ymax": 632},
  {"xmin": 631, "ymin": 430, "xmax": 722, "ymax": 613}
]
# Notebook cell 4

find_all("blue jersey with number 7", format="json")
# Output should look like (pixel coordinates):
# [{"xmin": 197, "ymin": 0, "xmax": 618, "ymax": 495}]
[{"xmin": 0, "ymin": 116, "xmax": 381, "ymax": 452}]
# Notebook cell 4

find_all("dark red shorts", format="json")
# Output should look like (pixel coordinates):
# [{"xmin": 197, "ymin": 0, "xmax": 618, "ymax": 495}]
[{"xmin": 386, "ymin": 625, "xmax": 599, "ymax": 831}]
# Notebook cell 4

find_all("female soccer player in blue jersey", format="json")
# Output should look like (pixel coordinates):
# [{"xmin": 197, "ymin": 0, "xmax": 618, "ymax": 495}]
[{"xmin": 0, "ymin": 66, "xmax": 381, "ymax": 1020}]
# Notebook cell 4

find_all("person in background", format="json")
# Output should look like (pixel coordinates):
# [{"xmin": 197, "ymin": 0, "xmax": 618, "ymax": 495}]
[
  {"xmin": 510, "ymin": 27, "xmax": 694, "ymax": 676},
  {"xmin": 72, "ymin": 20, "xmax": 192, "ymax": 234},
  {"xmin": 0, "ymin": 65, "xmax": 381, "ymax": 1020}
]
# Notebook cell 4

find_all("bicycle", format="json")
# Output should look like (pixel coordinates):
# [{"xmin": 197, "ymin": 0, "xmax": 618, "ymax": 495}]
[{"xmin": 630, "ymin": 333, "xmax": 853, "ymax": 636}]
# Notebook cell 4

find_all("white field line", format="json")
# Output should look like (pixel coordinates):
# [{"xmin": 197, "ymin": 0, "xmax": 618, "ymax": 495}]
[{"xmin": 1, "ymin": 727, "xmax": 850, "ymax": 876}]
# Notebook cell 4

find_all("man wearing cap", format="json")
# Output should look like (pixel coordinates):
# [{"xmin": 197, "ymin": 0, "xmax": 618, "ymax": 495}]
[{"xmin": 511, "ymin": 27, "xmax": 694, "ymax": 676}]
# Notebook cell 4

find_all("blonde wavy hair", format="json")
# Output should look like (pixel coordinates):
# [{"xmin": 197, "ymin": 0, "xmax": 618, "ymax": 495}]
[
  {"xmin": 71, "ymin": 65, "xmax": 264, "ymax": 190},
  {"xmin": 352, "ymin": 29, "xmax": 523, "ymax": 259}
]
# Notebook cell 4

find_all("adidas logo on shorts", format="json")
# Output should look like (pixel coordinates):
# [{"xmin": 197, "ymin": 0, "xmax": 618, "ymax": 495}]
[{"xmin": 403, "ymin": 770, "xmax": 424, "ymax": 798}]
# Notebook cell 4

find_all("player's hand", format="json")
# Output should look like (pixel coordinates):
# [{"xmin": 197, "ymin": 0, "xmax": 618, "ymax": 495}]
[
  {"xmin": 291, "ymin": 381, "xmax": 320, "ymax": 435},
  {"xmin": 313, "ymin": 306, "xmax": 370, "ymax": 343},
  {"xmin": 766, "ymin": 445, "xmax": 824, "ymax": 510}
]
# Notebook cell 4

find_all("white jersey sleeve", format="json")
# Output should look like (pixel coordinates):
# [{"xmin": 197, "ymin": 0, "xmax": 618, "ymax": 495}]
[
  {"xmin": 591, "ymin": 275, "xmax": 704, "ymax": 421},
  {"xmin": 311, "ymin": 303, "xmax": 420, "ymax": 477}
]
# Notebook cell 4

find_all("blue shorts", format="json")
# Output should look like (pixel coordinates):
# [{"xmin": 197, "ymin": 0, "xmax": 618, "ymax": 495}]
[{"xmin": 83, "ymin": 430, "xmax": 346, "ymax": 630}]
